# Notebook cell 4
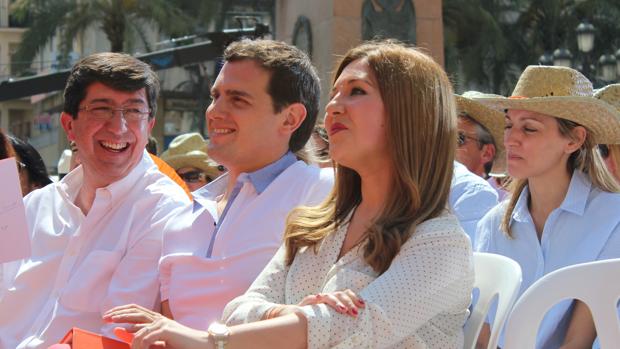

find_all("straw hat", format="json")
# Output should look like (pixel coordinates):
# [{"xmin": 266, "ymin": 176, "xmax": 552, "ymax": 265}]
[
  {"xmin": 160, "ymin": 133, "xmax": 220, "ymax": 178},
  {"xmin": 455, "ymin": 91, "xmax": 506, "ymax": 175},
  {"xmin": 594, "ymin": 84, "xmax": 620, "ymax": 110},
  {"xmin": 473, "ymin": 65, "xmax": 620, "ymax": 144}
]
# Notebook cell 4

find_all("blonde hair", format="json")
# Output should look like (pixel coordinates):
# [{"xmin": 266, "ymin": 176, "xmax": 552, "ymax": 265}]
[
  {"xmin": 501, "ymin": 118, "xmax": 620, "ymax": 237},
  {"xmin": 283, "ymin": 41, "xmax": 457, "ymax": 274}
]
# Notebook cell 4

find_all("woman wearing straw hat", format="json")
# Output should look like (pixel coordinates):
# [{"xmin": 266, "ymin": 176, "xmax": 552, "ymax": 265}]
[
  {"xmin": 160, "ymin": 133, "xmax": 224, "ymax": 192},
  {"xmin": 594, "ymin": 84, "xmax": 620, "ymax": 183},
  {"xmin": 474, "ymin": 65, "xmax": 620, "ymax": 349}
]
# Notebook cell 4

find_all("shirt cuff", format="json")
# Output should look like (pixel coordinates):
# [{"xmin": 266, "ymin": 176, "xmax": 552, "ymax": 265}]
[{"xmin": 300, "ymin": 304, "xmax": 332, "ymax": 349}]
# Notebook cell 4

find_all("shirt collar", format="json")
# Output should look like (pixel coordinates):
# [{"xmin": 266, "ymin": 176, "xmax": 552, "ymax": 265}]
[
  {"xmin": 511, "ymin": 170, "xmax": 591, "ymax": 223},
  {"xmin": 192, "ymin": 151, "xmax": 297, "ymax": 209},
  {"xmin": 57, "ymin": 150, "xmax": 155, "ymax": 203},
  {"xmin": 558, "ymin": 170, "xmax": 590, "ymax": 215},
  {"xmin": 246, "ymin": 151, "xmax": 297, "ymax": 194}
]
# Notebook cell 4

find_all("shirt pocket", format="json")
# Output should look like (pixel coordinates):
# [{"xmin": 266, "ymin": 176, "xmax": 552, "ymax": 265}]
[{"xmin": 60, "ymin": 250, "xmax": 123, "ymax": 312}]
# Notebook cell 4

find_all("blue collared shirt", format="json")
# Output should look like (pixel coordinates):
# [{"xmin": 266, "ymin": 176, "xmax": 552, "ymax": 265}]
[
  {"xmin": 450, "ymin": 161, "xmax": 499, "ymax": 243},
  {"xmin": 475, "ymin": 170, "xmax": 620, "ymax": 348},
  {"xmin": 192, "ymin": 151, "xmax": 298, "ymax": 257}
]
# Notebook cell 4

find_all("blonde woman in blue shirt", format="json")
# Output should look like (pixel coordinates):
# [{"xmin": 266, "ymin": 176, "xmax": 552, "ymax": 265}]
[{"xmin": 474, "ymin": 65, "xmax": 620, "ymax": 349}]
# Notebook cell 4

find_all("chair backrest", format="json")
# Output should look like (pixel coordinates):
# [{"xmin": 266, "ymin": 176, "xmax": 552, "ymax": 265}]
[
  {"xmin": 464, "ymin": 252, "xmax": 522, "ymax": 349},
  {"xmin": 503, "ymin": 258, "xmax": 620, "ymax": 349}
]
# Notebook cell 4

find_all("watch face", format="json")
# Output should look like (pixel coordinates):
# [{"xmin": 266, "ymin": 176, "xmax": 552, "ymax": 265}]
[
  {"xmin": 293, "ymin": 16, "xmax": 312, "ymax": 58},
  {"xmin": 209, "ymin": 322, "xmax": 229, "ymax": 336}
]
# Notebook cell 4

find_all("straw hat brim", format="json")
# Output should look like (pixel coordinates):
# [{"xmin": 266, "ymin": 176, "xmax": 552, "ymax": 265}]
[
  {"xmin": 455, "ymin": 95, "xmax": 506, "ymax": 174},
  {"xmin": 163, "ymin": 153, "xmax": 221, "ymax": 178},
  {"xmin": 474, "ymin": 96, "xmax": 620, "ymax": 144}
]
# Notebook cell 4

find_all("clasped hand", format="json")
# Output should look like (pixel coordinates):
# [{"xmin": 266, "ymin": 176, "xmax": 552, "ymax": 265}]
[{"xmin": 264, "ymin": 289, "xmax": 365, "ymax": 320}]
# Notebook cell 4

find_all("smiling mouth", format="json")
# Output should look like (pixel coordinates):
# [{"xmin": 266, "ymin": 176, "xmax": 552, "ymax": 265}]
[
  {"xmin": 211, "ymin": 128, "xmax": 235, "ymax": 136},
  {"xmin": 100, "ymin": 141, "xmax": 129, "ymax": 152}
]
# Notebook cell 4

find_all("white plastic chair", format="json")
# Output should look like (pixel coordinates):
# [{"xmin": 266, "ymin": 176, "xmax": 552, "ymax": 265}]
[
  {"xmin": 503, "ymin": 258, "xmax": 620, "ymax": 349},
  {"xmin": 464, "ymin": 252, "xmax": 522, "ymax": 349}
]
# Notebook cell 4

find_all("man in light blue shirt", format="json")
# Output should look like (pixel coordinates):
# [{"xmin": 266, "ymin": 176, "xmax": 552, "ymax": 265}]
[{"xmin": 450, "ymin": 161, "xmax": 499, "ymax": 243}]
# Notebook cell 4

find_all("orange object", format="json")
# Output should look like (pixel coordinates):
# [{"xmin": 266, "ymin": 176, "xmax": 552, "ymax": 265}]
[
  {"xmin": 57, "ymin": 327, "xmax": 130, "ymax": 349},
  {"xmin": 149, "ymin": 154, "xmax": 192, "ymax": 200},
  {"xmin": 113, "ymin": 327, "xmax": 134, "ymax": 344}
]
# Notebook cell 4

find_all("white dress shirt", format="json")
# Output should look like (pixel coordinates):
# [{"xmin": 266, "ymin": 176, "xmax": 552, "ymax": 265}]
[
  {"xmin": 223, "ymin": 211, "xmax": 474, "ymax": 349},
  {"xmin": 0, "ymin": 151, "xmax": 190, "ymax": 349},
  {"xmin": 450, "ymin": 161, "xmax": 499, "ymax": 243},
  {"xmin": 475, "ymin": 170, "xmax": 620, "ymax": 349},
  {"xmin": 159, "ymin": 159, "xmax": 333, "ymax": 330}
]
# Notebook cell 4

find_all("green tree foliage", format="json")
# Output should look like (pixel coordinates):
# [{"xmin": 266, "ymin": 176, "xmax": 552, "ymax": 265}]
[
  {"xmin": 10, "ymin": 0, "xmax": 196, "ymax": 74},
  {"xmin": 444, "ymin": 0, "xmax": 620, "ymax": 93}
]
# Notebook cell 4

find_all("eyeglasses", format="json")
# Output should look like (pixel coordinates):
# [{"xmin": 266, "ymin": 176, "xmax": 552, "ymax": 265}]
[
  {"xmin": 178, "ymin": 170, "xmax": 211, "ymax": 183},
  {"xmin": 16, "ymin": 160, "xmax": 26, "ymax": 171},
  {"xmin": 79, "ymin": 105, "xmax": 151, "ymax": 122},
  {"xmin": 457, "ymin": 131, "xmax": 481, "ymax": 147},
  {"xmin": 598, "ymin": 144, "xmax": 610, "ymax": 159}
]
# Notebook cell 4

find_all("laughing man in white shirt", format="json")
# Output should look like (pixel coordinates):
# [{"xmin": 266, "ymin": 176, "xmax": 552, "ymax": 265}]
[
  {"xmin": 0, "ymin": 53, "xmax": 191, "ymax": 349},
  {"xmin": 105, "ymin": 39, "xmax": 333, "ymax": 334}
]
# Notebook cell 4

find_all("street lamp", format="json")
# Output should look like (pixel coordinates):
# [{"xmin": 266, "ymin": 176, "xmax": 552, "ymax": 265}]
[
  {"xmin": 576, "ymin": 21, "xmax": 595, "ymax": 53},
  {"xmin": 553, "ymin": 48, "xmax": 573, "ymax": 68},
  {"xmin": 576, "ymin": 21, "xmax": 595, "ymax": 79},
  {"xmin": 538, "ymin": 52, "xmax": 554, "ymax": 65},
  {"xmin": 599, "ymin": 54, "xmax": 617, "ymax": 82}
]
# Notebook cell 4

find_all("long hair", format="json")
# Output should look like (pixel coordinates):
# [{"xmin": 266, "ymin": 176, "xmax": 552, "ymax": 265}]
[
  {"xmin": 284, "ymin": 41, "xmax": 457, "ymax": 274},
  {"xmin": 501, "ymin": 118, "xmax": 620, "ymax": 237}
]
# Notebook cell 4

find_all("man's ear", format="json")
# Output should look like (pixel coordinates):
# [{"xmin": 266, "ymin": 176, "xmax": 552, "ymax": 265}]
[
  {"xmin": 147, "ymin": 116, "xmax": 156, "ymax": 133},
  {"xmin": 481, "ymin": 143, "xmax": 496, "ymax": 164},
  {"xmin": 565, "ymin": 125, "xmax": 587, "ymax": 154},
  {"xmin": 280, "ymin": 102, "xmax": 307, "ymax": 136},
  {"xmin": 60, "ymin": 112, "xmax": 76, "ymax": 141}
]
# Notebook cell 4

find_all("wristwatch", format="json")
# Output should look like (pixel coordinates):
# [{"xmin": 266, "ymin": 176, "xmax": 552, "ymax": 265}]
[{"xmin": 208, "ymin": 321, "xmax": 230, "ymax": 349}]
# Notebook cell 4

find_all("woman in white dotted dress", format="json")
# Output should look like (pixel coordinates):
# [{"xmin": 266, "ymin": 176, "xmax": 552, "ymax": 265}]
[{"xmin": 127, "ymin": 41, "xmax": 474, "ymax": 349}]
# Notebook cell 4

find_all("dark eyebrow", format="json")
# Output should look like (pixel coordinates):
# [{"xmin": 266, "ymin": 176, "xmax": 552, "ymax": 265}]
[
  {"xmin": 226, "ymin": 89, "xmax": 253, "ymax": 99},
  {"xmin": 330, "ymin": 78, "xmax": 375, "ymax": 95},
  {"xmin": 210, "ymin": 88, "xmax": 253, "ymax": 100},
  {"xmin": 88, "ymin": 98, "xmax": 146, "ymax": 105}
]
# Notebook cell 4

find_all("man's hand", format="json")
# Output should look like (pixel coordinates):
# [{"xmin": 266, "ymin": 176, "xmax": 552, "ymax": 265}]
[{"xmin": 103, "ymin": 303, "xmax": 164, "ymax": 325}]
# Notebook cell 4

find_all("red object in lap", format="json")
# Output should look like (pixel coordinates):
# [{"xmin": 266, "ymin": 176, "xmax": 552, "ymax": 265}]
[{"xmin": 54, "ymin": 327, "xmax": 130, "ymax": 349}]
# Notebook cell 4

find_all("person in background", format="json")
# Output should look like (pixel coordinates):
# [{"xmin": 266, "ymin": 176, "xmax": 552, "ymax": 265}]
[
  {"xmin": 160, "ymin": 132, "xmax": 223, "ymax": 191},
  {"xmin": 312, "ymin": 123, "xmax": 331, "ymax": 168},
  {"xmin": 146, "ymin": 135, "xmax": 159, "ymax": 155},
  {"xmin": 594, "ymin": 84, "xmax": 620, "ymax": 184},
  {"xmin": 475, "ymin": 65, "xmax": 620, "ymax": 349},
  {"xmin": 0, "ymin": 128, "xmax": 15, "ymax": 160},
  {"xmin": 455, "ymin": 91, "xmax": 509, "ymax": 200},
  {"xmin": 9, "ymin": 135, "xmax": 53, "ymax": 195},
  {"xmin": 110, "ymin": 40, "xmax": 473, "ymax": 349},
  {"xmin": 0, "ymin": 52, "xmax": 191, "ymax": 349},
  {"xmin": 449, "ymin": 161, "xmax": 499, "ymax": 243}
]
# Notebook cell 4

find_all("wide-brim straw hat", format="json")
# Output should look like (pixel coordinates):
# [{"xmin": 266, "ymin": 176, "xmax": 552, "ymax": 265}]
[
  {"xmin": 455, "ymin": 91, "xmax": 506, "ymax": 175},
  {"xmin": 160, "ymin": 132, "xmax": 221, "ymax": 178},
  {"xmin": 473, "ymin": 65, "xmax": 620, "ymax": 145}
]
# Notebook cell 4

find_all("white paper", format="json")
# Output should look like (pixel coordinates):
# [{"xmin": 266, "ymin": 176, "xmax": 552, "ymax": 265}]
[{"xmin": 0, "ymin": 157, "xmax": 31, "ymax": 262}]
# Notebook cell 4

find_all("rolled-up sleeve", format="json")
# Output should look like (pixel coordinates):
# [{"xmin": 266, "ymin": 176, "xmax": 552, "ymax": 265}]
[{"xmin": 222, "ymin": 245, "xmax": 290, "ymax": 325}]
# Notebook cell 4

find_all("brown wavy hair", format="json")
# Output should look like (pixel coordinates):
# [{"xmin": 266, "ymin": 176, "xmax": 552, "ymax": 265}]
[
  {"xmin": 501, "ymin": 118, "xmax": 620, "ymax": 237},
  {"xmin": 283, "ymin": 41, "xmax": 457, "ymax": 274}
]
